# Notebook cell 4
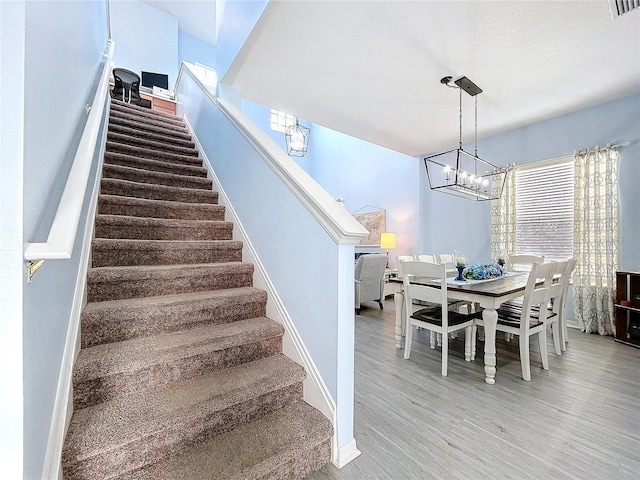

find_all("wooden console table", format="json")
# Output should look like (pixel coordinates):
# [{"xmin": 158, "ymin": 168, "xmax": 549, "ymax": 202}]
[{"xmin": 140, "ymin": 93, "xmax": 176, "ymax": 116}]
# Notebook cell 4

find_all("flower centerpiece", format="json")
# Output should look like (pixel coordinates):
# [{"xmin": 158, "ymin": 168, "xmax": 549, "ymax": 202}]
[{"xmin": 463, "ymin": 263, "xmax": 505, "ymax": 280}]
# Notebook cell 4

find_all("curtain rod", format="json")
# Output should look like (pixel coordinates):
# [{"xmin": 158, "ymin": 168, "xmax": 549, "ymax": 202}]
[
  {"xmin": 575, "ymin": 140, "xmax": 631, "ymax": 155},
  {"xmin": 511, "ymin": 140, "xmax": 632, "ymax": 172}
]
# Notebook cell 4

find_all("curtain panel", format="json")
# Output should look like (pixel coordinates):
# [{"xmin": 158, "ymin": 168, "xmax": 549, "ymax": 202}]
[{"xmin": 572, "ymin": 146, "xmax": 619, "ymax": 335}]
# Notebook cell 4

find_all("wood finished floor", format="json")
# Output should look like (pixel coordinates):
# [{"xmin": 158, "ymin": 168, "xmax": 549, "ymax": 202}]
[{"xmin": 309, "ymin": 298, "xmax": 640, "ymax": 480}]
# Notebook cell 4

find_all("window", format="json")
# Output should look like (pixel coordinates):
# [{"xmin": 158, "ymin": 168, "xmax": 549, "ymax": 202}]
[
  {"xmin": 191, "ymin": 63, "xmax": 217, "ymax": 90},
  {"xmin": 515, "ymin": 157, "xmax": 574, "ymax": 262},
  {"xmin": 270, "ymin": 109, "xmax": 296, "ymax": 133},
  {"xmin": 188, "ymin": 62, "xmax": 217, "ymax": 96}
]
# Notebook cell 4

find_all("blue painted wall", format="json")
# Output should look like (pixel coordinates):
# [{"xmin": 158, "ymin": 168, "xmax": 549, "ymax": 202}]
[
  {"xmin": 178, "ymin": 31, "xmax": 216, "ymax": 69},
  {"xmin": 176, "ymin": 70, "xmax": 359, "ymax": 447},
  {"xmin": 423, "ymin": 93, "xmax": 640, "ymax": 272},
  {"xmin": 110, "ymin": 0, "xmax": 179, "ymax": 88},
  {"xmin": 308, "ymin": 124, "xmax": 420, "ymax": 267},
  {"xmin": 241, "ymin": 100, "xmax": 420, "ymax": 268},
  {"xmin": 21, "ymin": 2, "xmax": 108, "ymax": 478}
]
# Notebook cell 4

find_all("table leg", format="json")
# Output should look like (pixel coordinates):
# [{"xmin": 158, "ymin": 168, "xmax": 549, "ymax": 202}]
[
  {"xmin": 394, "ymin": 291, "xmax": 404, "ymax": 348},
  {"xmin": 482, "ymin": 307, "xmax": 498, "ymax": 384}
]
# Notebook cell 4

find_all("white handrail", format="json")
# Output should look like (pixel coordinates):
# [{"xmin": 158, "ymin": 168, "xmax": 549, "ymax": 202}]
[
  {"xmin": 24, "ymin": 41, "xmax": 114, "ymax": 271},
  {"xmin": 174, "ymin": 62, "xmax": 368, "ymax": 245}
]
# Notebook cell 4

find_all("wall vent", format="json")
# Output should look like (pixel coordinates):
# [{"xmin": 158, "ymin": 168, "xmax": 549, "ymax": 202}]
[{"xmin": 609, "ymin": 0, "xmax": 640, "ymax": 18}]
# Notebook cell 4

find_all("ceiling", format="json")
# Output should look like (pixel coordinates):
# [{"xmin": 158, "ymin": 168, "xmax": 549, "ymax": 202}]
[
  {"xmin": 153, "ymin": 0, "xmax": 640, "ymax": 157},
  {"xmin": 141, "ymin": 0, "xmax": 217, "ymax": 45}
]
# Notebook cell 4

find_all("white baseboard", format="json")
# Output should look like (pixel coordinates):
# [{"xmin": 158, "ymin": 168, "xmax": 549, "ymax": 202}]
[
  {"xmin": 41, "ymin": 103, "xmax": 108, "ymax": 480},
  {"xmin": 333, "ymin": 438, "xmax": 361, "ymax": 469}
]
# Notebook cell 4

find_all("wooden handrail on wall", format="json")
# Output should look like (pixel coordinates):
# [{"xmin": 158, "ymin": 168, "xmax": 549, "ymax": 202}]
[{"xmin": 23, "ymin": 40, "xmax": 114, "ymax": 281}]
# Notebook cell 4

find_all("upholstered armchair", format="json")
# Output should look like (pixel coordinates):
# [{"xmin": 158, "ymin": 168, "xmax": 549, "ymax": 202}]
[{"xmin": 355, "ymin": 254, "xmax": 388, "ymax": 314}]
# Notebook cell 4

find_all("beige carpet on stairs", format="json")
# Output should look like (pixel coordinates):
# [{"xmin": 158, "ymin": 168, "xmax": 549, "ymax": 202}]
[{"xmin": 61, "ymin": 99, "xmax": 332, "ymax": 479}]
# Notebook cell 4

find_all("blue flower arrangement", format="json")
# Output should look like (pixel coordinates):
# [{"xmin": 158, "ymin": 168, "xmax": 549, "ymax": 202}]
[{"xmin": 463, "ymin": 263, "xmax": 504, "ymax": 280}]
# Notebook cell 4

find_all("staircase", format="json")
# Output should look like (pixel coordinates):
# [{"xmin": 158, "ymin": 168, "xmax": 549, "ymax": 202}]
[{"xmin": 62, "ymin": 100, "xmax": 332, "ymax": 479}]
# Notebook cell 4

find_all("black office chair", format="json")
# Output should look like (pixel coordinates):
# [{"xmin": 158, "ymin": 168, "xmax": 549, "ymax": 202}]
[{"xmin": 111, "ymin": 68, "xmax": 151, "ymax": 108}]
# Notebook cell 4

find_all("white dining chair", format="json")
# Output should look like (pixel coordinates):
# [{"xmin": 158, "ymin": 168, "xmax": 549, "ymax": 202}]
[
  {"xmin": 415, "ymin": 254, "xmax": 437, "ymax": 263},
  {"xmin": 438, "ymin": 253, "xmax": 457, "ymax": 274},
  {"xmin": 502, "ymin": 254, "xmax": 545, "ymax": 342},
  {"xmin": 401, "ymin": 261, "xmax": 481, "ymax": 376},
  {"xmin": 506, "ymin": 254, "xmax": 545, "ymax": 272},
  {"xmin": 478, "ymin": 261, "xmax": 556, "ymax": 381},
  {"xmin": 547, "ymin": 258, "xmax": 577, "ymax": 353}
]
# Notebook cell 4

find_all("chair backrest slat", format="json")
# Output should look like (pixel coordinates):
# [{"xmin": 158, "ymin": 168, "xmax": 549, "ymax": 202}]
[
  {"xmin": 520, "ymin": 262, "xmax": 556, "ymax": 325},
  {"xmin": 401, "ymin": 261, "xmax": 448, "ymax": 320},
  {"xmin": 415, "ymin": 254, "xmax": 437, "ymax": 263},
  {"xmin": 507, "ymin": 254, "xmax": 545, "ymax": 272}
]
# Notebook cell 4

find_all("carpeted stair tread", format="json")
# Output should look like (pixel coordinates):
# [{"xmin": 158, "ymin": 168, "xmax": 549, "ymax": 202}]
[
  {"xmin": 87, "ymin": 262, "xmax": 254, "ymax": 302},
  {"xmin": 91, "ymin": 238, "xmax": 243, "ymax": 267},
  {"xmin": 109, "ymin": 114, "xmax": 192, "ymax": 142},
  {"xmin": 108, "ymin": 111, "xmax": 188, "ymax": 136},
  {"xmin": 62, "ymin": 354, "xmax": 306, "ymax": 480},
  {"xmin": 98, "ymin": 194, "xmax": 224, "ymax": 221},
  {"xmin": 109, "ymin": 107, "xmax": 187, "ymax": 133},
  {"xmin": 107, "ymin": 131, "xmax": 200, "ymax": 157},
  {"xmin": 104, "ymin": 151, "xmax": 207, "ymax": 177},
  {"xmin": 107, "ymin": 123, "xmax": 196, "ymax": 149},
  {"xmin": 106, "ymin": 140, "xmax": 202, "ymax": 166},
  {"xmin": 63, "ymin": 99, "xmax": 332, "ymax": 479},
  {"xmin": 118, "ymin": 401, "xmax": 333, "ymax": 480},
  {"xmin": 102, "ymin": 163, "xmax": 212, "ymax": 190},
  {"xmin": 95, "ymin": 214, "xmax": 233, "ymax": 240},
  {"xmin": 73, "ymin": 317, "xmax": 285, "ymax": 409},
  {"xmin": 101, "ymin": 178, "xmax": 218, "ymax": 203},
  {"xmin": 110, "ymin": 99, "xmax": 184, "ymax": 125},
  {"xmin": 81, "ymin": 287, "xmax": 268, "ymax": 348}
]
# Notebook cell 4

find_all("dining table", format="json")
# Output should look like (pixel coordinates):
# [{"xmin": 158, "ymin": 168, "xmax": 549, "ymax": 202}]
[{"xmin": 389, "ymin": 271, "xmax": 530, "ymax": 384}]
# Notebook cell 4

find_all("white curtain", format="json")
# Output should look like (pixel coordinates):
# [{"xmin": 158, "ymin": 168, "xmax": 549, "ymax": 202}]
[
  {"xmin": 572, "ymin": 146, "xmax": 619, "ymax": 335},
  {"xmin": 490, "ymin": 167, "xmax": 517, "ymax": 261}
]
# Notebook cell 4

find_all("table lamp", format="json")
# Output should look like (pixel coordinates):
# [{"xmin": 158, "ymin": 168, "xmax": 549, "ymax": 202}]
[{"xmin": 380, "ymin": 232, "xmax": 397, "ymax": 267}]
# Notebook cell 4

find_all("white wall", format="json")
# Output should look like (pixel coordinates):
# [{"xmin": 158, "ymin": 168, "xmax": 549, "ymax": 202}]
[
  {"xmin": 216, "ymin": 0, "xmax": 268, "ymax": 80},
  {"xmin": 109, "ymin": 0, "xmax": 178, "ymax": 88},
  {"xmin": 21, "ymin": 2, "xmax": 108, "ymax": 478},
  {"xmin": 0, "ymin": 3, "xmax": 25, "ymax": 478}
]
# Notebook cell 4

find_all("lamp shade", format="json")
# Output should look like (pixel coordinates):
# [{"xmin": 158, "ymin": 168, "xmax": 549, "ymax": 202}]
[{"xmin": 380, "ymin": 232, "xmax": 397, "ymax": 249}]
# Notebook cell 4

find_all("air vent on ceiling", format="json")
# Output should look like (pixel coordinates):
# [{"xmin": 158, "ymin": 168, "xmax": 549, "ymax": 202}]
[{"xmin": 609, "ymin": 0, "xmax": 639, "ymax": 17}]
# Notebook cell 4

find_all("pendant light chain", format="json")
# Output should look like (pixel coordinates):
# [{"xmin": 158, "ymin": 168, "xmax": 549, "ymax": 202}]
[
  {"xmin": 474, "ymin": 95, "xmax": 478, "ymax": 157},
  {"xmin": 458, "ymin": 87, "xmax": 463, "ymax": 149}
]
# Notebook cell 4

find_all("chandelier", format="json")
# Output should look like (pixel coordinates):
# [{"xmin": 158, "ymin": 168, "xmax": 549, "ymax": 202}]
[
  {"xmin": 424, "ymin": 76, "xmax": 506, "ymax": 201},
  {"xmin": 285, "ymin": 119, "xmax": 310, "ymax": 157}
]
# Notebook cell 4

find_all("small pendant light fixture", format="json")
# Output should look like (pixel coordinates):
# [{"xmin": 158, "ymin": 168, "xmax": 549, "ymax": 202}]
[
  {"xmin": 424, "ymin": 76, "xmax": 507, "ymax": 201},
  {"xmin": 285, "ymin": 119, "xmax": 310, "ymax": 157}
]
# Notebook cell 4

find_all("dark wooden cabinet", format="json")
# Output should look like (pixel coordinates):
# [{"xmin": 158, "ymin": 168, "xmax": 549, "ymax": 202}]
[{"xmin": 615, "ymin": 271, "xmax": 640, "ymax": 348}]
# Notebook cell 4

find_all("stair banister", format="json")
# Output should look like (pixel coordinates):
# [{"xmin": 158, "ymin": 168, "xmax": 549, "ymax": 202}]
[
  {"xmin": 175, "ymin": 62, "xmax": 369, "ymax": 245},
  {"xmin": 23, "ymin": 40, "xmax": 115, "ymax": 281}
]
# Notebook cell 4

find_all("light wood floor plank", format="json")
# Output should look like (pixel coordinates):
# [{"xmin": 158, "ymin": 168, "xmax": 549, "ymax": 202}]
[{"xmin": 309, "ymin": 299, "xmax": 640, "ymax": 480}]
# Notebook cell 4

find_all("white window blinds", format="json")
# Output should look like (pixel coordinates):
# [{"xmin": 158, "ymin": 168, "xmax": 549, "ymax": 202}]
[{"xmin": 515, "ymin": 157, "xmax": 574, "ymax": 262}]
